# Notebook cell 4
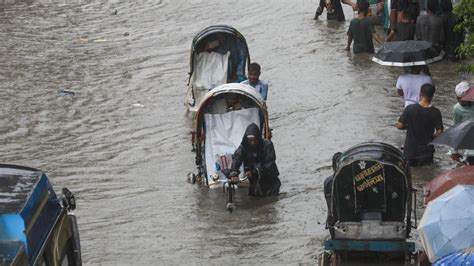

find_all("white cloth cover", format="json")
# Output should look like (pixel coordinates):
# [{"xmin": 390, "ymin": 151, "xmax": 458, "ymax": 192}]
[
  {"xmin": 191, "ymin": 51, "xmax": 230, "ymax": 91},
  {"xmin": 204, "ymin": 108, "xmax": 260, "ymax": 186}
]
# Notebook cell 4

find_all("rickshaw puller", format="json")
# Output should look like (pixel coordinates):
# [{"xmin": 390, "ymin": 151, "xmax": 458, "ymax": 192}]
[{"xmin": 229, "ymin": 123, "xmax": 281, "ymax": 197}]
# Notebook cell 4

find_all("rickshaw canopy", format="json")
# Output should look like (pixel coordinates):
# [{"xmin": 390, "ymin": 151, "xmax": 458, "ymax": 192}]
[
  {"xmin": 191, "ymin": 83, "xmax": 270, "ymax": 186},
  {"xmin": 332, "ymin": 142, "xmax": 411, "ymax": 224},
  {"xmin": 188, "ymin": 25, "xmax": 250, "ymax": 82}
]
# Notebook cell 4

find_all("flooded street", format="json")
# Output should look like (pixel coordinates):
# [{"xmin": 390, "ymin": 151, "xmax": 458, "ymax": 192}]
[{"xmin": 0, "ymin": 0, "xmax": 470, "ymax": 264}]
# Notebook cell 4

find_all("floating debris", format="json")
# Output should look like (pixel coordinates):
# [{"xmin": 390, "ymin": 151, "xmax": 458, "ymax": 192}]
[{"xmin": 58, "ymin": 88, "xmax": 76, "ymax": 96}]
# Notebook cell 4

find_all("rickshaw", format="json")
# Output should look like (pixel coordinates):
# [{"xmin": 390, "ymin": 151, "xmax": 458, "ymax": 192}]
[
  {"xmin": 188, "ymin": 83, "xmax": 270, "ymax": 211},
  {"xmin": 319, "ymin": 142, "xmax": 417, "ymax": 265},
  {"xmin": 184, "ymin": 25, "xmax": 251, "ymax": 112},
  {"xmin": 0, "ymin": 164, "xmax": 81, "ymax": 265}
]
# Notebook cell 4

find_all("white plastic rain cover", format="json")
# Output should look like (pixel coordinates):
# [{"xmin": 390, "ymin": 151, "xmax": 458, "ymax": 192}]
[
  {"xmin": 204, "ymin": 108, "xmax": 260, "ymax": 186},
  {"xmin": 191, "ymin": 51, "xmax": 230, "ymax": 90}
]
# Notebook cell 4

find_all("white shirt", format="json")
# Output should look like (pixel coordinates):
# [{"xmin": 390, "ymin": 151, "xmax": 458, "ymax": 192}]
[{"xmin": 396, "ymin": 74, "xmax": 433, "ymax": 107}]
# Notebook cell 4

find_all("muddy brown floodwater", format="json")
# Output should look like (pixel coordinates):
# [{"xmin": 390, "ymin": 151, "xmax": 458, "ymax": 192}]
[{"xmin": 0, "ymin": 0, "xmax": 471, "ymax": 264}]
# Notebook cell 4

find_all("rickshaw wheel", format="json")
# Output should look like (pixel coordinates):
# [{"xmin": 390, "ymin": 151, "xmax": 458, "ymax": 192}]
[{"xmin": 186, "ymin": 172, "xmax": 197, "ymax": 184}]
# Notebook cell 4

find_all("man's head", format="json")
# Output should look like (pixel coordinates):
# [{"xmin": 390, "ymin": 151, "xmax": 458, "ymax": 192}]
[
  {"xmin": 440, "ymin": 0, "xmax": 453, "ymax": 12},
  {"xmin": 247, "ymin": 63, "xmax": 261, "ymax": 85},
  {"xmin": 426, "ymin": 0, "xmax": 438, "ymax": 14},
  {"xmin": 358, "ymin": 1, "xmax": 370, "ymax": 15},
  {"xmin": 420, "ymin": 83, "xmax": 436, "ymax": 103},
  {"xmin": 455, "ymin": 81, "xmax": 471, "ymax": 106}
]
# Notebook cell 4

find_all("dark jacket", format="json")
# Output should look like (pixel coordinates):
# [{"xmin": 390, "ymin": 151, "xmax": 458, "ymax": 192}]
[{"xmin": 231, "ymin": 123, "xmax": 280, "ymax": 196}]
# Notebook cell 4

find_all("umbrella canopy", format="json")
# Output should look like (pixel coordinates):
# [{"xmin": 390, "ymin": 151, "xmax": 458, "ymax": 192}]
[
  {"xmin": 431, "ymin": 120, "xmax": 474, "ymax": 150},
  {"xmin": 433, "ymin": 247, "xmax": 474, "ymax": 266},
  {"xmin": 372, "ymin": 40, "xmax": 444, "ymax": 66},
  {"xmin": 424, "ymin": 166, "xmax": 474, "ymax": 205},
  {"xmin": 417, "ymin": 185, "xmax": 474, "ymax": 263}
]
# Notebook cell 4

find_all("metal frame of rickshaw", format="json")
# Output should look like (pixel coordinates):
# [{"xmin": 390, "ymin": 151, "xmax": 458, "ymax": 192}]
[
  {"xmin": 190, "ymin": 83, "xmax": 271, "ymax": 187},
  {"xmin": 186, "ymin": 25, "xmax": 251, "ymax": 110},
  {"xmin": 320, "ymin": 142, "xmax": 417, "ymax": 265}
]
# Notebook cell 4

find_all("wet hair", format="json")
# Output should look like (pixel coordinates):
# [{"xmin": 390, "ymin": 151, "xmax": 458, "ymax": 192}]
[
  {"xmin": 248, "ymin": 63, "xmax": 261, "ymax": 73},
  {"xmin": 358, "ymin": 1, "xmax": 370, "ymax": 13},
  {"xmin": 440, "ymin": 0, "xmax": 452, "ymax": 12},
  {"xmin": 426, "ymin": 0, "xmax": 438, "ymax": 13},
  {"xmin": 332, "ymin": 152, "xmax": 342, "ymax": 171},
  {"xmin": 420, "ymin": 83, "xmax": 436, "ymax": 101}
]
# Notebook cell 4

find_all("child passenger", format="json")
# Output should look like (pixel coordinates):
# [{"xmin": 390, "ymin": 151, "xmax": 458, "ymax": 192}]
[
  {"xmin": 240, "ymin": 63, "xmax": 269, "ymax": 101},
  {"xmin": 346, "ymin": 1, "xmax": 383, "ymax": 53}
]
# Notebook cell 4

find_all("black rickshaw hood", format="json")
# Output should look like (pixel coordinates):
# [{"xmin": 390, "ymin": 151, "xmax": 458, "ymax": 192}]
[{"xmin": 330, "ymin": 142, "xmax": 413, "ymax": 238}]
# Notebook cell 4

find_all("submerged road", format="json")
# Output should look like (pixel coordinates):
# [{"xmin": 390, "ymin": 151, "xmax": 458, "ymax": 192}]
[{"xmin": 0, "ymin": 0, "xmax": 470, "ymax": 264}]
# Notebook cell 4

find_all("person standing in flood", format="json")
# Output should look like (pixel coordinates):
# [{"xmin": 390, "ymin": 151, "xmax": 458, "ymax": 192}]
[
  {"xmin": 396, "ymin": 65, "xmax": 433, "ymax": 107},
  {"xmin": 451, "ymin": 81, "xmax": 474, "ymax": 165},
  {"xmin": 388, "ymin": 0, "xmax": 420, "ymax": 42},
  {"xmin": 346, "ymin": 1, "xmax": 384, "ymax": 53},
  {"xmin": 314, "ymin": 0, "xmax": 357, "ymax": 21},
  {"xmin": 415, "ymin": 0, "xmax": 445, "ymax": 49},
  {"xmin": 439, "ymin": 0, "xmax": 465, "ymax": 60},
  {"xmin": 395, "ymin": 84, "xmax": 444, "ymax": 166},
  {"xmin": 240, "ymin": 63, "xmax": 269, "ymax": 101},
  {"xmin": 229, "ymin": 123, "xmax": 281, "ymax": 197}
]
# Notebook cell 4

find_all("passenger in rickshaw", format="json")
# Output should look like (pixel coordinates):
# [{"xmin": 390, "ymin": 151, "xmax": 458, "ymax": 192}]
[
  {"xmin": 198, "ymin": 33, "xmax": 247, "ymax": 83},
  {"xmin": 205, "ymin": 93, "xmax": 256, "ymax": 114},
  {"xmin": 229, "ymin": 123, "xmax": 281, "ymax": 197}
]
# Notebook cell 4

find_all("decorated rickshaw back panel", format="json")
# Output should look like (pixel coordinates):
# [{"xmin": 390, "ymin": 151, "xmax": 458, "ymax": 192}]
[{"xmin": 335, "ymin": 160, "xmax": 407, "ymax": 223}]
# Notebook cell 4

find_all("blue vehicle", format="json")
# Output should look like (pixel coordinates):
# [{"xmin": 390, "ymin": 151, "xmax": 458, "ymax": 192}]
[
  {"xmin": 0, "ymin": 164, "xmax": 81, "ymax": 265},
  {"xmin": 319, "ymin": 142, "xmax": 418, "ymax": 265}
]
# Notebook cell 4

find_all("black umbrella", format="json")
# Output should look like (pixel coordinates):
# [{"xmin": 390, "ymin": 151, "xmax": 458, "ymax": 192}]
[
  {"xmin": 431, "ymin": 120, "xmax": 474, "ymax": 150},
  {"xmin": 372, "ymin": 40, "xmax": 444, "ymax": 67}
]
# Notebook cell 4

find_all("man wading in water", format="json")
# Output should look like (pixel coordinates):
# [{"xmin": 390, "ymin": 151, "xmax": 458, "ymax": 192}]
[
  {"xmin": 229, "ymin": 123, "xmax": 281, "ymax": 196},
  {"xmin": 395, "ymin": 84, "xmax": 444, "ymax": 166}
]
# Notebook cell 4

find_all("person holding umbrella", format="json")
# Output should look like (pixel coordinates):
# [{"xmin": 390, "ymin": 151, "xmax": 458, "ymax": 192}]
[
  {"xmin": 451, "ymin": 81, "xmax": 474, "ymax": 165},
  {"xmin": 396, "ymin": 65, "xmax": 433, "ymax": 107},
  {"xmin": 396, "ymin": 83, "xmax": 444, "ymax": 166}
]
